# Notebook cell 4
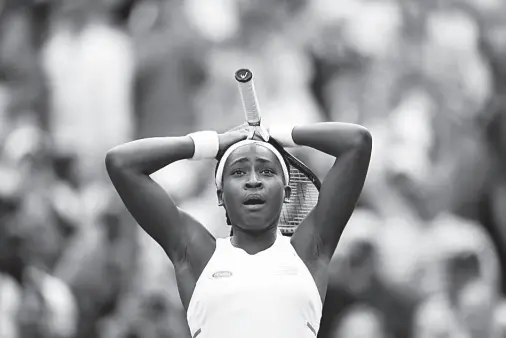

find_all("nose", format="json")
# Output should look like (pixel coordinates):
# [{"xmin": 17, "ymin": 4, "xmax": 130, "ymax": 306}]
[{"xmin": 245, "ymin": 172, "xmax": 263, "ymax": 189}]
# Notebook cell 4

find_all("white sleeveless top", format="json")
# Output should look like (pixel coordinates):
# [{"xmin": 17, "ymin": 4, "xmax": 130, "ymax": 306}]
[{"xmin": 187, "ymin": 232, "xmax": 323, "ymax": 338}]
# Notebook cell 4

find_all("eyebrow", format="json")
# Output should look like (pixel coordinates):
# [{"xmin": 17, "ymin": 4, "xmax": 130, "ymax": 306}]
[{"xmin": 229, "ymin": 157, "xmax": 274, "ymax": 166}]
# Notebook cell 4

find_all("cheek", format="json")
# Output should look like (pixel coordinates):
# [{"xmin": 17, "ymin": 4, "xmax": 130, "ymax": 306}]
[
  {"xmin": 222, "ymin": 181, "xmax": 243, "ymax": 203},
  {"xmin": 267, "ymin": 182, "xmax": 286, "ymax": 201}
]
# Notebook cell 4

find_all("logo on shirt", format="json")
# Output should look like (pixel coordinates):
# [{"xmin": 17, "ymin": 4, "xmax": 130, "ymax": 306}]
[{"xmin": 212, "ymin": 271, "xmax": 233, "ymax": 279}]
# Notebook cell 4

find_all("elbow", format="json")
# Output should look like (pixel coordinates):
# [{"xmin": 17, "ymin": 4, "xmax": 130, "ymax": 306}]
[
  {"xmin": 357, "ymin": 126, "xmax": 372, "ymax": 149},
  {"xmin": 346, "ymin": 125, "xmax": 372, "ymax": 152},
  {"xmin": 105, "ymin": 148, "xmax": 124, "ymax": 173}
]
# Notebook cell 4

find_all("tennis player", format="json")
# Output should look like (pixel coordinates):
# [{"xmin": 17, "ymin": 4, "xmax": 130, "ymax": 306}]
[{"xmin": 105, "ymin": 121, "xmax": 372, "ymax": 338}]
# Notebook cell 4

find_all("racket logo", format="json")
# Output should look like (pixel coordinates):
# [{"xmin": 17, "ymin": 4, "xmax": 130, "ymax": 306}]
[
  {"xmin": 235, "ymin": 68, "xmax": 252, "ymax": 83},
  {"xmin": 212, "ymin": 271, "xmax": 233, "ymax": 279}
]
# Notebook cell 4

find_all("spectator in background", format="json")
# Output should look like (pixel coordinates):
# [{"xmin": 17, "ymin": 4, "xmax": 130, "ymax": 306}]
[
  {"xmin": 320, "ymin": 210, "xmax": 380, "ymax": 337},
  {"xmin": 413, "ymin": 294, "xmax": 470, "ymax": 338},
  {"xmin": 415, "ymin": 213, "xmax": 500, "ymax": 338},
  {"xmin": 40, "ymin": 1, "xmax": 139, "ymax": 336},
  {"xmin": 122, "ymin": 291, "xmax": 191, "ymax": 338},
  {"xmin": 329, "ymin": 304, "xmax": 389, "ymax": 338},
  {"xmin": 17, "ymin": 266, "xmax": 78, "ymax": 338},
  {"xmin": 321, "ymin": 210, "xmax": 419, "ymax": 338},
  {"xmin": 0, "ymin": 160, "xmax": 24, "ymax": 338},
  {"xmin": 128, "ymin": 0, "xmax": 211, "ymax": 223},
  {"xmin": 0, "ymin": 272, "xmax": 21, "ymax": 338},
  {"xmin": 129, "ymin": 0, "xmax": 207, "ymax": 139},
  {"xmin": 305, "ymin": 0, "xmax": 402, "ymax": 123},
  {"xmin": 0, "ymin": 0, "xmax": 48, "ymax": 130},
  {"xmin": 0, "ymin": 162, "xmax": 78, "ymax": 338},
  {"xmin": 492, "ymin": 300, "xmax": 506, "ymax": 338},
  {"xmin": 41, "ymin": 0, "xmax": 135, "ymax": 183}
]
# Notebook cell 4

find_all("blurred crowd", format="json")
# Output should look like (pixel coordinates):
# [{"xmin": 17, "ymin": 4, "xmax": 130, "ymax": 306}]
[{"xmin": 0, "ymin": 0, "xmax": 505, "ymax": 337}]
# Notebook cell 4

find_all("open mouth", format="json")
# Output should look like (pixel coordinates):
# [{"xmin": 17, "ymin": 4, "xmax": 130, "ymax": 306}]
[{"xmin": 243, "ymin": 195, "xmax": 266, "ymax": 206}]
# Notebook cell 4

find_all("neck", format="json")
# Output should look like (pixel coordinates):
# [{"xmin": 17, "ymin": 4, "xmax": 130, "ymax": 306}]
[{"xmin": 230, "ymin": 225, "xmax": 278, "ymax": 255}]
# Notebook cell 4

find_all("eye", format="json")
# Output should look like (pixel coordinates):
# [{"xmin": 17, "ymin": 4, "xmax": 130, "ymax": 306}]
[
  {"xmin": 231, "ymin": 169, "xmax": 245, "ymax": 176},
  {"xmin": 261, "ymin": 169, "xmax": 275, "ymax": 175}
]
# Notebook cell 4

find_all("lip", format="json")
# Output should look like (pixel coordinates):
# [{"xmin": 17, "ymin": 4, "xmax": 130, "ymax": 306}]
[
  {"xmin": 242, "ymin": 203, "xmax": 265, "ymax": 211},
  {"xmin": 242, "ymin": 194, "xmax": 266, "ymax": 211},
  {"xmin": 242, "ymin": 194, "xmax": 266, "ymax": 205}
]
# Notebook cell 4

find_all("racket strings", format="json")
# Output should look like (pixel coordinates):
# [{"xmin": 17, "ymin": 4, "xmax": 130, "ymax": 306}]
[{"xmin": 279, "ymin": 166, "xmax": 319, "ymax": 234}]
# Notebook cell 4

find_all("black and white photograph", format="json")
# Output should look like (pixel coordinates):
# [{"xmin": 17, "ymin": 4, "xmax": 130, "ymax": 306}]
[{"xmin": 0, "ymin": 0, "xmax": 505, "ymax": 337}]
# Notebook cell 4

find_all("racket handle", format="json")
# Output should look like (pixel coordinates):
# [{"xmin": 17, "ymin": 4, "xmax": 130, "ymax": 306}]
[{"xmin": 235, "ymin": 69, "xmax": 261, "ymax": 126}]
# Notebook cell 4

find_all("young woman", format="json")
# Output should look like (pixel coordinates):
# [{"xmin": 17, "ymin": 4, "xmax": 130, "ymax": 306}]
[{"xmin": 105, "ymin": 122, "xmax": 372, "ymax": 338}]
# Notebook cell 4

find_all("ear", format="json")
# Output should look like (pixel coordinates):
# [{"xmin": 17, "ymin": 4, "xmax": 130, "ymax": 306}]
[
  {"xmin": 217, "ymin": 189, "xmax": 224, "ymax": 206},
  {"xmin": 283, "ymin": 185, "xmax": 292, "ymax": 203}
]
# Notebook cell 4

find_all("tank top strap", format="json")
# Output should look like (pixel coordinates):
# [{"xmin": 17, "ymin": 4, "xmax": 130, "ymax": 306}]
[
  {"xmin": 215, "ymin": 236, "xmax": 239, "ymax": 255},
  {"xmin": 216, "ymin": 230, "xmax": 285, "ymax": 254},
  {"xmin": 270, "ymin": 230, "xmax": 285, "ymax": 249},
  {"xmin": 215, "ymin": 236, "xmax": 231, "ymax": 249},
  {"xmin": 273, "ymin": 233, "xmax": 296, "ymax": 255}
]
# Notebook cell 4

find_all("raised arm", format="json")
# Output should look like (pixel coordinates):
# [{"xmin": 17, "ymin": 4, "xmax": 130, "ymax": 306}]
[
  {"xmin": 290, "ymin": 122, "xmax": 372, "ymax": 261},
  {"xmin": 105, "ymin": 130, "xmax": 248, "ymax": 266}
]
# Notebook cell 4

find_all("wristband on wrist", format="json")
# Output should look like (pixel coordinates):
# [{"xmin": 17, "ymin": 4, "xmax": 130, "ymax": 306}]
[
  {"xmin": 187, "ymin": 131, "xmax": 219, "ymax": 160},
  {"xmin": 269, "ymin": 124, "xmax": 298, "ymax": 148}
]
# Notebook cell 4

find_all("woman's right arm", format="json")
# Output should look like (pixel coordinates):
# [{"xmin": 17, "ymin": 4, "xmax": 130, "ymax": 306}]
[
  {"xmin": 105, "ymin": 136, "xmax": 208, "ymax": 265},
  {"xmin": 105, "ymin": 132, "xmax": 245, "ymax": 266}
]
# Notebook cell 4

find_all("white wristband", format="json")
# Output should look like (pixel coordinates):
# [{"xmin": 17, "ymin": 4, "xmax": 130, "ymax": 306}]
[
  {"xmin": 269, "ymin": 124, "xmax": 297, "ymax": 148},
  {"xmin": 187, "ymin": 131, "xmax": 219, "ymax": 160}
]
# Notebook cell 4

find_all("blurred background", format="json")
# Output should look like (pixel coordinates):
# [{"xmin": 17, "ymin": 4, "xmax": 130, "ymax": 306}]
[{"xmin": 0, "ymin": 0, "xmax": 505, "ymax": 337}]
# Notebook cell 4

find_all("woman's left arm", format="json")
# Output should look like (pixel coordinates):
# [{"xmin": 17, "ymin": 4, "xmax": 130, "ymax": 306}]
[{"xmin": 289, "ymin": 122, "xmax": 372, "ymax": 261}]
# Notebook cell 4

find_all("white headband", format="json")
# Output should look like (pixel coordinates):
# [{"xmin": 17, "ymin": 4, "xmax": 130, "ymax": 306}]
[{"xmin": 215, "ymin": 140, "xmax": 290, "ymax": 189}]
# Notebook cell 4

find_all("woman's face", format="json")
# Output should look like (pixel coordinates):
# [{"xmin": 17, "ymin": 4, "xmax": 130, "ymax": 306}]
[{"xmin": 218, "ymin": 144, "xmax": 290, "ymax": 233}]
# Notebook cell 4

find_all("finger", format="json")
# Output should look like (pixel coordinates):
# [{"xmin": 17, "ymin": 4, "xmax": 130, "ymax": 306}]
[
  {"xmin": 251, "ymin": 131, "xmax": 263, "ymax": 141},
  {"xmin": 255, "ymin": 124, "xmax": 270, "ymax": 141},
  {"xmin": 247, "ymin": 127, "xmax": 255, "ymax": 140},
  {"xmin": 232, "ymin": 128, "xmax": 251, "ymax": 143}
]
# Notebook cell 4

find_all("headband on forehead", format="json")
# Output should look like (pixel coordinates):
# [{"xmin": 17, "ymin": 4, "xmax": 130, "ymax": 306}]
[{"xmin": 215, "ymin": 140, "xmax": 290, "ymax": 189}]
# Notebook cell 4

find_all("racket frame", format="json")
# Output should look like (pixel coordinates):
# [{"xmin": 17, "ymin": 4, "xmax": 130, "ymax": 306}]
[{"xmin": 234, "ymin": 68, "xmax": 322, "ymax": 235}]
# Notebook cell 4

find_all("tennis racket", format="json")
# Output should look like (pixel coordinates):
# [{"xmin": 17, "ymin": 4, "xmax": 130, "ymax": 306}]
[{"xmin": 234, "ymin": 68, "xmax": 321, "ymax": 236}]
